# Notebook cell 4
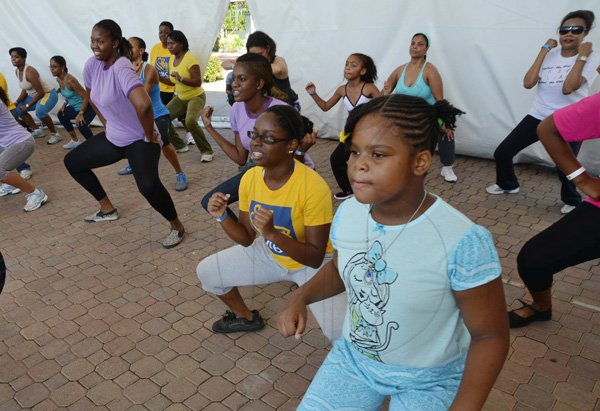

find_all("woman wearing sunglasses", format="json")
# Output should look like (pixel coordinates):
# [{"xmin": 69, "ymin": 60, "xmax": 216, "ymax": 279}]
[
  {"xmin": 486, "ymin": 10, "xmax": 598, "ymax": 214},
  {"xmin": 197, "ymin": 105, "xmax": 344, "ymax": 339}
]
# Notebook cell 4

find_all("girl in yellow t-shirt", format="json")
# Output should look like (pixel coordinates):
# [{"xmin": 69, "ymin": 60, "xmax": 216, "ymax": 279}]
[
  {"xmin": 197, "ymin": 105, "xmax": 345, "ymax": 339},
  {"xmin": 164, "ymin": 30, "xmax": 213, "ymax": 161}
]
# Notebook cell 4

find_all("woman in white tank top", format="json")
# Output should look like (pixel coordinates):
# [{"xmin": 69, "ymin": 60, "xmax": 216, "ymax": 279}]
[{"xmin": 9, "ymin": 47, "xmax": 61, "ymax": 144}]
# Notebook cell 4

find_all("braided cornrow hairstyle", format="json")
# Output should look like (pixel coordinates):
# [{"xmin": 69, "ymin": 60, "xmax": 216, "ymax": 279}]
[
  {"xmin": 343, "ymin": 94, "xmax": 464, "ymax": 153},
  {"xmin": 265, "ymin": 105, "xmax": 305, "ymax": 143}
]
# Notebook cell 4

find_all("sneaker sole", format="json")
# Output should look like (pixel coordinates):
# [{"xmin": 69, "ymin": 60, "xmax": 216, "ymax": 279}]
[
  {"xmin": 84, "ymin": 215, "xmax": 119, "ymax": 223},
  {"xmin": 175, "ymin": 185, "xmax": 188, "ymax": 192},
  {"xmin": 24, "ymin": 194, "xmax": 48, "ymax": 212},
  {"xmin": 0, "ymin": 190, "xmax": 21, "ymax": 197}
]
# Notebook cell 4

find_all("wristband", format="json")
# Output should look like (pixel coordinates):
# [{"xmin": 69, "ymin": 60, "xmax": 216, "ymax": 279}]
[
  {"xmin": 309, "ymin": 92, "xmax": 317, "ymax": 96},
  {"xmin": 294, "ymin": 149, "xmax": 305, "ymax": 156},
  {"xmin": 541, "ymin": 44, "xmax": 552, "ymax": 53},
  {"xmin": 179, "ymin": 76, "xmax": 184, "ymax": 82},
  {"xmin": 578, "ymin": 55, "xmax": 588, "ymax": 62},
  {"xmin": 215, "ymin": 212, "xmax": 228, "ymax": 223},
  {"xmin": 566, "ymin": 166, "xmax": 585, "ymax": 181},
  {"xmin": 25, "ymin": 103, "xmax": 30, "ymax": 108}
]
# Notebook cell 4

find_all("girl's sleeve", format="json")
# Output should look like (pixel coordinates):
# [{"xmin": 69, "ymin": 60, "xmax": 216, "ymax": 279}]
[{"xmin": 448, "ymin": 225, "xmax": 502, "ymax": 291}]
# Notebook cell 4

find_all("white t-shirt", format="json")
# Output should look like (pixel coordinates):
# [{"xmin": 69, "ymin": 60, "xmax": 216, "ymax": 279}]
[{"xmin": 528, "ymin": 48, "xmax": 600, "ymax": 120}]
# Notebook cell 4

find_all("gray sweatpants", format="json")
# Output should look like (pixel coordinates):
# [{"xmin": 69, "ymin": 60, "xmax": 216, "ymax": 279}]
[
  {"xmin": 197, "ymin": 238, "xmax": 347, "ymax": 341},
  {"xmin": 0, "ymin": 137, "xmax": 34, "ymax": 180}
]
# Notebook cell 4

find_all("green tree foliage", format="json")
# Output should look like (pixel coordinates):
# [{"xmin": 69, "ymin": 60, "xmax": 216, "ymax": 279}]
[{"xmin": 222, "ymin": 1, "xmax": 249, "ymax": 36}]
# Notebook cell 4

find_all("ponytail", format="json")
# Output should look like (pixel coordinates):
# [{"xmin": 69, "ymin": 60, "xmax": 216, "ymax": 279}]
[{"xmin": 433, "ymin": 99, "xmax": 464, "ymax": 131}]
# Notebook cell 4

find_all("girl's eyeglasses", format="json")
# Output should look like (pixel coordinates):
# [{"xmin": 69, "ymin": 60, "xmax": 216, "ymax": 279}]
[
  {"xmin": 247, "ymin": 130, "xmax": 292, "ymax": 144},
  {"xmin": 559, "ymin": 26, "xmax": 585, "ymax": 35}
]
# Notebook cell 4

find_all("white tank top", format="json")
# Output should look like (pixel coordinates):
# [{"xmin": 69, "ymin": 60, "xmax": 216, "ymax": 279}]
[
  {"xmin": 16, "ymin": 65, "xmax": 53, "ymax": 97},
  {"xmin": 342, "ymin": 83, "xmax": 371, "ymax": 112}
]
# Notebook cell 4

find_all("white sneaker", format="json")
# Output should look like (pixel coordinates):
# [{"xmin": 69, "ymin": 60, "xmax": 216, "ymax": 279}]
[
  {"xmin": 200, "ymin": 153, "xmax": 214, "ymax": 162},
  {"xmin": 20, "ymin": 168, "xmax": 32, "ymax": 180},
  {"xmin": 486, "ymin": 184, "xmax": 520, "ymax": 195},
  {"xmin": 186, "ymin": 132, "xmax": 195, "ymax": 145},
  {"xmin": 560, "ymin": 204, "xmax": 576, "ymax": 214},
  {"xmin": 31, "ymin": 129, "xmax": 46, "ymax": 138},
  {"xmin": 176, "ymin": 146, "xmax": 189, "ymax": 153},
  {"xmin": 47, "ymin": 133, "xmax": 62, "ymax": 145},
  {"xmin": 63, "ymin": 139, "xmax": 81, "ymax": 149},
  {"xmin": 440, "ymin": 166, "xmax": 458, "ymax": 182},
  {"xmin": 0, "ymin": 184, "xmax": 21, "ymax": 196},
  {"xmin": 23, "ymin": 188, "xmax": 48, "ymax": 212}
]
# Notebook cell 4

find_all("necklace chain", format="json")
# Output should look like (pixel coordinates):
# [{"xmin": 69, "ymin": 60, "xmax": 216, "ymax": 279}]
[{"xmin": 366, "ymin": 191, "xmax": 428, "ymax": 256}]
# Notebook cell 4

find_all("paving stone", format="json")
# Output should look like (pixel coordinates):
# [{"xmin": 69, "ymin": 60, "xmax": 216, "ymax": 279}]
[
  {"xmin": 553, "ymin": 382, "xmax": 597, "ymax": 410},
  {"xmin": 87, "ymin": 380, "xmax": 121, "ymax": 405},
  {"xmin": 13, "ymin": 382, "xmax": 49, "ymax": 408},
  {"xmin": 198, "ymin": 376, "xmax": 235, "ymax": 402},
  {"xmin": 50, "ymin": 381, "xmax": 86, "ymax": 406},
  {"xmin": 161, "ymin": 377, "xmax": 197, "ymax": 402},
  {"xmin": 123, "ymin": 379, "xmax": 160, "ymax": 404}
]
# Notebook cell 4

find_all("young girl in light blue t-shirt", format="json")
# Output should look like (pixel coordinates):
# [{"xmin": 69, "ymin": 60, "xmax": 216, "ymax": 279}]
[{"xmin": 277, "ymin": 94, "xmax": 509, "ymax": 410}]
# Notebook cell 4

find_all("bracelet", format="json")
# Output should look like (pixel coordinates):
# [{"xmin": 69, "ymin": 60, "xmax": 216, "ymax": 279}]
[
  {"xmin": 25, "ymin": 103, "xmax": 29, "ymax": 108},
  {"xmin": 215, "ymin": 212, "xmax": 228, "ymax": 223},
  {"xmin": 566, "ymin": 166, "xmax": 586, "ymax": 181},
  {"xmin": 309, "ymin": 92, "xmax": 317, "ymax": 96},
  {"xmin": 294, "ymin": 149, "xmax": 305, "ymax": 156},
  {"xmin": 541, "ymin": 44, "xmax": 552, "ymax": 53},
  {"xmin": 179, "ymin": 76, "xmax": 184, "ymax": 82}
]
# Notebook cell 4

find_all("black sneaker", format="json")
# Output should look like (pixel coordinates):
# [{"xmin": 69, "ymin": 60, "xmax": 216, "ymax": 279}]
[
  {"xmin": 84, "ymin": 209, "xmax": 119, "ymax": 222},
  {"xmin": 333, "ymin": 191, "xmax": 353, "ymax": 200},
  {"xmin": 212, "ymin": 310, "xmax": 265, "ymax": 333}
]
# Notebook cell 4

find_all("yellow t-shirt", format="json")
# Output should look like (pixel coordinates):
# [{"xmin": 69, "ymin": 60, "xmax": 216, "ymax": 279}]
[
  {"xmin": 150, "ymin": 42, "xmax": 175, "ymax": 94},
  {"xmin": 0, "ymin": 72, "xmax": 16, "ymax": 110},
  {"xmin": 239, "ymin": 161, "xmax": 334, "ymax": 270},
  {"xmin": 168, "ymin": 52, "xmax": 204, "ymax": 101}
]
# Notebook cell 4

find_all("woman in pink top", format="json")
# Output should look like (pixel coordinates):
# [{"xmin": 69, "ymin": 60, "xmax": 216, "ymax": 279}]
[
  {"xmin": 508, "ymin": 92, "xmax": 600, "ymax": 328},
  {"xmin": 63, "ymin": 19, "xmax": 185, "ymax": 249}
]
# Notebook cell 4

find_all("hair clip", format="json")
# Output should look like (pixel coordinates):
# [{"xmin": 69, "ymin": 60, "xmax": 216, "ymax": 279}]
[{"xmin": 339, "ymin": 130, "xmax": 350, "ymax": 143}]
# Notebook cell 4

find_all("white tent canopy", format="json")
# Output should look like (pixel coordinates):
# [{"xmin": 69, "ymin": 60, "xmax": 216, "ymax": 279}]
[{"xmin": 2, "ymin": 0, "xmax": 599, "ymax": 172}]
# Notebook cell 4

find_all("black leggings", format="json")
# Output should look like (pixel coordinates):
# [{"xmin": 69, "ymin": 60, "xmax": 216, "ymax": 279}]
[
  {"xmin": 0, "ymin": 251, "xmax": 5, "ymax": 295},
  {"xmin": 64, "ymin": 132, "xmax": 177, "ymax": 222},
  {"xmin": 517, "ymin": 202, "xmax": 600, "ymax": 292},
  {"xmin": 494, "ymin": 115, "xmax": 582, "ymax": 205},
  {"xmin": 330, "ymin": 143, "xmax": 351, "ymax": 194}
]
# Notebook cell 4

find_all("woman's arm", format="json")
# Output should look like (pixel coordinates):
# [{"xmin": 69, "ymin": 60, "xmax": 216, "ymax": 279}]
[
  {"xmin": 208, "ymin": 192, "xmax": 255, "ymax": 245},
  {"xmin": 277, "ymin": 250, "xmax": 346, "ymax": 338},
  {"xmin": 14, "ymin": 89, "xmax": 27, "ymax": 106},
  {"xmin": 523, "ymin": 39, "xmax": 556, "ymax": 89},
  {"xmin": 200, "ymin": 106, "xmax": 248, "ymax": 165},
  {"xmin": 142, "ymin": 64, "xmax": 159, "ymax": 94},
  {"xmin": 128, "ymin": 86, "xmax": 157, "ymax": 142},
  {"xmin": 382, "ymin": 65, "xmax": 403, "ymax": 95},
  {"xmin": 305, "ymin": 83, "xmax": 343, "ymax": 112},
  {"xmin": 252, "ymin": 205, "xmax": 330, "ymax": 268},
  {"xmin": 538, "ymin": 115, "xmax": 600, "ymax": 200},
  {"xmin": 173, "ymin": 63, "xmax": 202, "ymax": 88},
  {"xmin": 86, "ymin": 88, "xmax": 106, "ymax": 127},
  {"xmin": 271, "ymin": 56, "xmax": 288, "ymax": 79},
  {"xmin": 450, "ymin": 278, "xmax": 509, "ymax": 411},
  {"xmin": 67, "ymin": 75, "xmax": 91, "ymax": 125},
  {"xmin": 563, "ymin": 42, "xmax": 592, "ymax": 94}
]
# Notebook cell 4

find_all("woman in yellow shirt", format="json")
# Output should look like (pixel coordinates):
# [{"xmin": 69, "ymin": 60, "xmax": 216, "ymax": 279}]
[{"xmin": 164, "ymin": 30, "xmax": 213, "ymax": 161}]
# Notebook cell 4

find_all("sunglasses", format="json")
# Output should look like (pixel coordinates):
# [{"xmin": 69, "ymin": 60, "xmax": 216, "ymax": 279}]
[
  {"xmin": 559, "ymin": 26, "xmax": 585, "ymax": 35},
  {"xmin": 247, "ymin": 130, "xmax": 292, "ymax": 144}
]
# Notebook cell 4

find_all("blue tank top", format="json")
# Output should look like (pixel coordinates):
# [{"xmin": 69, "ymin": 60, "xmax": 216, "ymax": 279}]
[
  {"xmin": 393, "ymin": 62, "xmax": 435, "ymax": 105},
  {"xmin": 59, "ymin": 85, "xmax": 83, "ymax": 111},
  {"xmin": 140, "ymin": 62, "xmax": 169, "ymax": 119}
]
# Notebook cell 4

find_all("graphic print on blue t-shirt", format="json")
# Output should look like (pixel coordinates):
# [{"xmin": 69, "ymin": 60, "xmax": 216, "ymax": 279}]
[
  {"xmin": 155, "ymin": 56, "xmax": 171, "ymax": 78},
  {"xmin": 343, "ymin": 240, "xmax": 399, "ymax": 362},
  {"xmin": 249, "ymin": 201, "xmax": 297, "ymax": 256}
]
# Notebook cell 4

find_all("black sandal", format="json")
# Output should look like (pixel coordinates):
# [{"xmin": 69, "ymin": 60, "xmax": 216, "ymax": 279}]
[{"xmin": 508, "ymin": 299, "xmax": 552, "ymax": 328}]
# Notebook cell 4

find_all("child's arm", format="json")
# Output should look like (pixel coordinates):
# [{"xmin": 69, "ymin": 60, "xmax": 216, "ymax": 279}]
[
  {"xmin": 253, "ymin": 205, "xmax": 330, "ymax": 268},
  {"xmin": 208, "ymin": 193, "xmax": 255, "ymax": 246},
  {"xmin": 200, "ymin": 106, "xmax": 248, "ymax": 165},
  {"xmin": 450, "ymin": 277, "xmax": 509, "ymax": 411},
  {"xmin": 277, "ymin": 250, "xmax": 346, "ymax": 338},
  {"xmin": 363, "ymin": 83, "xmax": 382, "ymax": 98},
  {"xmin": 523, "ymin": 38, "xmax": 556, "ymax": 89},
  {"xmin": 305, "ymin": 82, "xmax": 343, "ymax": 112}
]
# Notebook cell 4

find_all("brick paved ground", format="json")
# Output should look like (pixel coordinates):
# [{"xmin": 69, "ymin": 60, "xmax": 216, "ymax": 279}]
[{"xmin": 0, "ymin": 126, "xmax": 598, "ymax": 410}]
